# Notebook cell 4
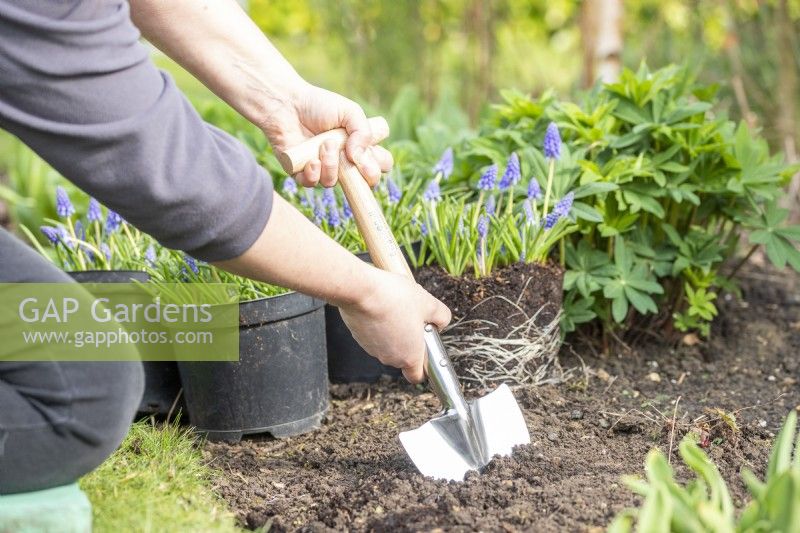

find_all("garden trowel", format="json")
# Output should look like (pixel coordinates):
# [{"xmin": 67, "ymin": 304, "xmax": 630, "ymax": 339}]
[{"xmin": 278, "ymin": 117, "xmax": 530, "ymax": 481}]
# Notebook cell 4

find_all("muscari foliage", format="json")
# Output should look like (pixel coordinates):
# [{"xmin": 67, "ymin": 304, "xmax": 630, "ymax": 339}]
[
  {"xmin": 29, "ymin": 187, "xmax": 287, "ymax": 302},
  {"xmin": 609, "ymin": 410, "xmax": 800, "ymax": 533},
  {"xmin": 450, "ymin": 64, "xmax": 800, "ymax": 336}
]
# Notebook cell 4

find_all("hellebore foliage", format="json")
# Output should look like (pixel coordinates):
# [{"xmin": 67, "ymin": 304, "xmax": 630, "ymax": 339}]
[
  {"xmin": 450, "ymin": 64, "xmax": 800, "ymax": 336},
  {"xmin": 609, "ymin": 411, "xmax": 800, "ymax": 533}
]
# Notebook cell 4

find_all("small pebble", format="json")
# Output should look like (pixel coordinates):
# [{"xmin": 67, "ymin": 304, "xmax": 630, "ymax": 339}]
[
  {"xmin": 648, "ymin": 372, "xmax": 661, "ymax": 383},
  {"xmin": 570, "ymin": 410, "xmax": 584, "ymax": 420},
  {"xmin": 598, "ymin": 418, "xmax": 610, "ymax": 429},
  {"xmin": 547, "ymin": 432, "xmax": 558, "ymax": 442},
  {"xmin": 759, "ymin": 419, "xmax": 768, "ymax": 428},
  {"xmin": 767, "ymin": 375, "xmax": 776, "ymax": 382}
]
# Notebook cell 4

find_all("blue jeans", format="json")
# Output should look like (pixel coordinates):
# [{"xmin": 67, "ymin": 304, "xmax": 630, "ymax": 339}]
[{"xmin": 0, "ymin": 228, "xmax": 144, "ymax": 494}]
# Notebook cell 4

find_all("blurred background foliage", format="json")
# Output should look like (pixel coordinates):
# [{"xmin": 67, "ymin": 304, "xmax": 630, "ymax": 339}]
[{"xmin": 2, "ymin": 0, "xmax": 799, "ymax": 223}]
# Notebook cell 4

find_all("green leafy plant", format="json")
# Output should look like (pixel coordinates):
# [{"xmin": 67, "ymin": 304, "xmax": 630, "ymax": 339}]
[
  {"xmin": 451, "ymin": 64, "xmax": 800, "ymax": 336},
  {"xmin": 609, "ymin": 410, "xmax": 800, "ymax": 533}
]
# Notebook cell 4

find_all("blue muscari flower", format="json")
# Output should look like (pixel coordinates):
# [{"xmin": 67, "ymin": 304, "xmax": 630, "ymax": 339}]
[
  {"xmin": 313, "ymin": 196, "xmax": 326, "ymax": 225},
  {"xmin": 419, "ymin": 218, "xmax": 428, "ymax": 236},
  {"xmin": 55, "ymin": 186, "xmax": 75, "ymax": 218},
  {"xmin": 74, "ymin": 220, "xmax": 85, "ymax": 241},
  {"xmin": 553, "ymin": 191, "xmax": 575, "ymax": 217},
  {"xmin": 282, "ymin": 177, "xmax": 298, "ymax": 196},
  {"xmin": 327, "ymin": 203, "xmax": 341, "ymax": 228},
  {"xmin": 299, "ymin": 189, "xmax": 312, "ymax": 207},
  {"xmin": 387, "ymin": 178, "xmax": 402, "ymax": 204},
  {"xmin": 100, "ymin": 243, "xmax": 111, "ymax": 261},
  {"xmin": 423, "ymin": 180, "xmax": 441, "ymax": 202},
  {"xmin": 145, "ymin": 245, "xmax": 156, "ymax": 266},
  {"xmin": 342, "ymin": 197, "xmax": 353, "ymax": 220},
  {"xmin": 485, "ymin": 195, "xmax": 496, "ymax": 216},
  {"xmin": 477, "ymin": 215, "xmax": 489, "ymax": 239},
  {"xmin": 544, "ymin": 211, "xmax": 560, "ymax": 230},
  {"xmin": 87, "ymin": 198, "xmax": 102, "ymax": 222},
  {"xmin": 527, "ymin": 177, "xmax": 542, "ymax": 200},
  {"xmin": 105, "ymin": 210, "xmax": 123, "ymax": 233},
  {"xmin": 498, "ymin": 153, "xmax": 521, "ymax": 191},
  {"xmin": 322, "ymin": 188, "xmax": 336, "ymax": 207},
  {"xmin": 523, "ymin": 200, "xmax": 534, "ymax": 223},
  {"xmin": 477, "ymin": 164, "xmax": 498, "ymax": 191},
  {"xmin": 184, "ymin": 254, "xmax": 199, "ymax": 275},
  {"xmin": 543, "ymin": 122, "xmax": 561, "ymax": 160},
  {"xmin": 433, "ymin": 147, "xmax": 454, "ymax": 179},
  {"xmin": 58, "ymin": 227, "xmax": 75, "ymax": 249},
  {"xmin": 41, "ymin": 225, "xmax": 60, "ymax": 244}
]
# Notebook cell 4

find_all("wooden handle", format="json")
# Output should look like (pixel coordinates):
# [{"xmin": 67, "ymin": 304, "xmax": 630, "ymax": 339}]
[
  {"xmin": 277, "ymin": 116, "xmax": 390, "ymax": 175},
  {"xmin": 336, "ymin": 152, "xmax": 412, "ymax": 278}
]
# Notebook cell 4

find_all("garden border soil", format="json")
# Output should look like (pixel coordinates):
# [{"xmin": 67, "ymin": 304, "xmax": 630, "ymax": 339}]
[{"xmin": 205, "ymin": 265, "xmax": 799, "ymax": 531}]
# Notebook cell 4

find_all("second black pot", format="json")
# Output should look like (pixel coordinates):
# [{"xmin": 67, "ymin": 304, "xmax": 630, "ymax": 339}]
[
  {"xmin": 178, "ymin": 291, "xmax": 328, "ymax": 442},
  {"xmin": 68, "ymin": 270, "xmax": 183, "ymax": 416}
]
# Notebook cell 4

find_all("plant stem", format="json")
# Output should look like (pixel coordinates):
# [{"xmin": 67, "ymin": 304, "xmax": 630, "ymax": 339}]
[
  {"xmin": 728, "ymin": 244, "xmax": 759, "ymax": 279},
  {"xmin": 542, "ymin": 159, "xmax": 555, "ymax": 216}
]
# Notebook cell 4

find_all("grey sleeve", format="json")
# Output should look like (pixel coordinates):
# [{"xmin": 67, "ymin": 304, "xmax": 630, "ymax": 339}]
[{"xmin": 0, "ymin": 0, "xmax": 273, "ymax": 262}]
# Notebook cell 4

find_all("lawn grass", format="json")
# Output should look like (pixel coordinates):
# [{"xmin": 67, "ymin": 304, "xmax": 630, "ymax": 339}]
[{"xmin": 80, "ymin": 418, "xmax": 241, "ymax": 533}]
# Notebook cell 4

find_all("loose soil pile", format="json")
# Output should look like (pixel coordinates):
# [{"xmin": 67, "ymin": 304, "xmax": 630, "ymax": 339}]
[{"xmin": 206, "ymin": 266, "xmax": 800, "ymax": 532}]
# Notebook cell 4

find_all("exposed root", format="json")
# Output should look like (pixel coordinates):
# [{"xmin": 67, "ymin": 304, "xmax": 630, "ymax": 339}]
[{"xmin": 442, "ymin": 298, "xmax": 567, "ymax": 387}]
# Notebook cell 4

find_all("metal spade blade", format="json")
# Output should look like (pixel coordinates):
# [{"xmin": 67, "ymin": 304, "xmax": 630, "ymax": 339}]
[{"xmin": 398, "ymin": 326, "xmax": 530, "ymax": 481}]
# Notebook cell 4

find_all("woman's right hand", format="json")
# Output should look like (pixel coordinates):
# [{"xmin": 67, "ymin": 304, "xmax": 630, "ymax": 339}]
[{"xmin": 338, "ymin": 268, "xmax": 451, "ymax": 384}]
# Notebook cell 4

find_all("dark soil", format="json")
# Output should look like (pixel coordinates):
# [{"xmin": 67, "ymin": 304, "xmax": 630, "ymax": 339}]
[
  {"xmin": 205, "ymin": 266, "xmax": 800, "ymax": 532},
  {"xmin": 415, "ymin": 262, "xmax": 564, "ymax": 336}
]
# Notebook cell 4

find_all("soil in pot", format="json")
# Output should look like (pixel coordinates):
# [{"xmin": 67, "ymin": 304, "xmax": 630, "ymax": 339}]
[
  {"xmin": 415, "ymin": 261, "xmax": 564, "ymax": 336},
  {"xmin": 206, "ymin": 265, "xmax": 800, "ymax": 532},
  {"xmin": 178, "ymin": 291, "xmax": 328, "ymax": 443},
  {"xmin": 415, "ymin": 262, "xmax": 565, "ymax": 384},
  {"xmin": 68, "ymin": 270, "xmax": 183, "ymax": 416}
]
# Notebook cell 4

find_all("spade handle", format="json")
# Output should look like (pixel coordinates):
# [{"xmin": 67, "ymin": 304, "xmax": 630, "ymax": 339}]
[{"xmin": 276, "ymin": 126, "xmax": 468, "ymax": 413}]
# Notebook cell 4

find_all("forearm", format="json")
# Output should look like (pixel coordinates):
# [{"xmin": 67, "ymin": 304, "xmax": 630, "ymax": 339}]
[
  {"xmin": 129, "ymin": 0, "xmax": 302, "ymax": 128},
  {"xmin": 214, "ymin": 192, "xmax": 377, "ymax": 308}
]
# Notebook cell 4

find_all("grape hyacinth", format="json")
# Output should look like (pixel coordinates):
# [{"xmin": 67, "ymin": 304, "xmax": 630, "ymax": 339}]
[
  {"xmin": 322, "ymin": 187, "xmax": 336, "ymax": 207},
  {"xmin": 327, "ymin": 204, "xmax": 341, "ymax": 228},
  {"xmin": 145, "ymin": 245, "xmax": 157, "ymax": 266},
  {"xmin": 477, "ymin": 214, "xmax": 489, "ymax": 239},
  {"xmin": 105, "ymin": 210, "xmax": 123, "ymax": 233},
  {"xmin": 282, "ymin": 177, "xmax": 298, "ymax": 196},
  {"xmin": 313, "ymin": 196, "xmax": 326, "ymax": 225},
  {"xmin": 543, "ymin": 122, "xmax": 562, "ymax": 160},
  {"xmin": 342, "ymin": 197, "xmax": 353, "ymax": 220},
  {"xmin": 423, "ymin": 180, "xmax": 441, "ymax": 202},
  {"xmin": 87, "ymin": 198, "xmax": 102, "ymax": 222},
  {"xmin": 184, "ymin": 254, "xmax": 199, "ymax": 275},
  {"xmin": 553, "ymin": 191, "xmax": 575, "ymax": 217},
  {"xmin": 58, "ymin": 227, "xmax": 75, "ymax": 249},
  {"xmin": 498, "ymin": 152, "xmax": 521, "ymax": 191},
  {"xmin": 477, "ymin": 164, "xmax": 498, "ymax": 191},
  {"xmin": 41, "ymin": 226, "xmax": 60, "ymax": 244},
  {"xmin": 387, "ymin": 177, "xmax": 402, "ymax": 204},
  {"xmin": 528, "ymin": 177, "xmax": 542, "ymax": 200},
  {"xmin": 55, "ymin": 186, "xmax": 75, "ymax": 218},
  {"xmin": 543, "ymin": 211, "xmax": 560, "ymax": 230},
  {"xmin": 523, "ymin": 200, "xmax": 535, "ymax": 224},
  {"xmin": 100, "ymin": 243, "xmax": 111, "ymax": 262},
  {"xmin": 74, "ymin": 220, "xmax": 86, "ymax": 242},
  {"xmin": 485, "ymin": 195, "xmax": 496, "ymax": 216},
  {"xmin": 433, "ymin": 147, "xmax": 454, "ymax": 180}
]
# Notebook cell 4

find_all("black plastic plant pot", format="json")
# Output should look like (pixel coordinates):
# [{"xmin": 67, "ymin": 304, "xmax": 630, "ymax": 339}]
[
  {"xmin": 325, "ymin": 250, "xmax": 406, "ymax": 383},
  {"xmin": 177, "ymin": 291, "xmax": 329, "ymax": 443},
  {"xmin": 67, "ymin": 270, "xmax": 183, "ymax": 416}
]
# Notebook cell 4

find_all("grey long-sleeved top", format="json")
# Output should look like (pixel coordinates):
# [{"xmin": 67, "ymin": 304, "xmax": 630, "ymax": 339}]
[{"xmin": 0, "ymin": 0, "xmax": 273, "ymax": 261}]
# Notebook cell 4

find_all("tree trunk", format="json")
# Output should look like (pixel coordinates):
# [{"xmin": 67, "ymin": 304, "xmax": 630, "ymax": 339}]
[
  {"xmin": 776, "ymin": 0, "xmax": 800, "ymax": 221},
  {"xmin": 581, "ymin": 0, "xmax": 623, "ymax": 87}
]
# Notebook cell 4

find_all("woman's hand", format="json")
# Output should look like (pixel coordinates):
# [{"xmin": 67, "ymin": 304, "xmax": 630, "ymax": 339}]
[
  {"xmin": 259, "ymin": 83, "xmax": 393, "ymax": 188},
  {"xmin": 338, "ymin": 269, "xmax": 452, "ymax": 383}
]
